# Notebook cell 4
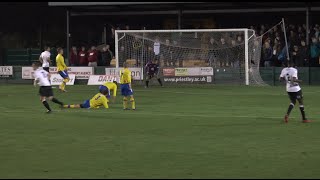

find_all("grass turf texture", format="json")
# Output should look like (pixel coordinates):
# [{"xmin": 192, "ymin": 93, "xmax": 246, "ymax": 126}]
[{"xmin": 0, "ymin": 84, "xmax": 319, "ymax": 178}]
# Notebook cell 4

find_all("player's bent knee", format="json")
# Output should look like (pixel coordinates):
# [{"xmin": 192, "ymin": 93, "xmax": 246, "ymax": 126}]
[
  {"xmin": 48, "ymin": 96, "xmax": 53, "ymax": 101},
  {"xmin": 63, "ymin": 78, "xmax": 69, "ymax": 83}
]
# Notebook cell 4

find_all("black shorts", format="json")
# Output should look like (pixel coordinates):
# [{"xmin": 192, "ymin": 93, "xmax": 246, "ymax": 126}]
[
  {"xmin": 43, "ymin": 67, "xmax": 50, "ymax": 72},
  {"xmin": 287, "ymin": 90, "xmax": 303, "ymax": 102},
  {"xmin": 39, "ymin": 86, "xmax": 54, "ymax": 97}
]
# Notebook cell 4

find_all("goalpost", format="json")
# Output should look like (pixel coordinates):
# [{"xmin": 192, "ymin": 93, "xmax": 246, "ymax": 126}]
[{"xmin": 114, "ymin": 28, "xmax": 266, "ymax": 86}]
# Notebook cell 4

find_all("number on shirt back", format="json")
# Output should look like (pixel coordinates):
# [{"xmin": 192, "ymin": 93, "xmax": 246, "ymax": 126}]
[{"xmin": 286, "ymin": 73, "xmax": 298, "ymax": 87}]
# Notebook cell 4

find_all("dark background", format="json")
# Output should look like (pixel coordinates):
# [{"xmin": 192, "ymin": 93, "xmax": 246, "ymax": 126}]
[{"xmin": 0, "ymin": 2, "xmax": 319, "ymax": 49}]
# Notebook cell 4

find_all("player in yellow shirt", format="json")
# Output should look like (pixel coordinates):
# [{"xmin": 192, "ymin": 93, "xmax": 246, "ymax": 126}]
[
  {"xmin": 56, "ymin": 47, "xmax": 69, "ymax": 92},
  {"xmin": 63, "ymin": 86, "xmax": 109, "ymax": 109},
  {"xmin": 99, "ymin": 81, "xmax": 118, "ymax": 103},
  {"xmin": 120, "ymin": 62, "xmax": 135, "ymax": 110}
]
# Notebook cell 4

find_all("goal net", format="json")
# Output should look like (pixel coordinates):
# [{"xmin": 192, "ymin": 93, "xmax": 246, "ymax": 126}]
[{"xmin": 115, "ymin": 29, "xmax": 267, "ymax": 86}]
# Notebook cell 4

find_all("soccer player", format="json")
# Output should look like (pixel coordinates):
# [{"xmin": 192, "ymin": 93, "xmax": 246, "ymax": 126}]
[
  {"xmin": 100, "ymin": 81, "xmax": 118, "ymax": 103},
  {"xmin": 56, "ymin": 47, "xmax": 70, "ymax": 92},
  {"xmin": 63, "ymin": 86, "xmax": 109, "ymax": 109},
  {"xmin": 32, "ymin": 62, "xmax": 64, "ymax": 113},
  {"xmin": 145, "ymin": 59, "xmax": 163, "ymax": 88},
  {"xmin": 39, "ymin": 46, "xmax": 51, "ymax": 72},
  {"xmin": 279, "ymin": 61, "xmax": 311, "ymax": 123},
  {"xmin": 120, "ymin": 62, "xmax": 136, "ymax": 110}
]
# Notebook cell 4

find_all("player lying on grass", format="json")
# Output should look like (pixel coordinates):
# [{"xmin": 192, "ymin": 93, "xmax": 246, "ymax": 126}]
[
  {"xmin": 279, "ymin": 61, "xmax": 311, "ymax": 123},
  {"xmin": 145, "ymin": 59, "xmax": 163, "ymax": 88},
  {"xmin": 120, "ymin": 62, "xmax": 136, "ymax": 110},
  {"xmin": 63, "ymin": 86, "xmax": 109, "ymax": 109},
  {"xmin": 32, "ymin": 62, "xmax": 64, "ymax": 113},
  {"xmin": 99, "ymin": 81, "xmax": 118, "ymax": 103},
  {"xmin": 56, "ymin": 47, "xmax": 69, "ymax": 92}
]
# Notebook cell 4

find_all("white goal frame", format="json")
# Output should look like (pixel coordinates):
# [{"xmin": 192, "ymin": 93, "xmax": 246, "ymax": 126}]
[{"xmin": 115, "ymin": 29, "xmax": 251, "ymax": 85}]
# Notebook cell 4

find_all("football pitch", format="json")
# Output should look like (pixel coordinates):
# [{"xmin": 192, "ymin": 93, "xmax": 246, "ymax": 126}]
[{"xmin": 0, "ymin": 84, "xmax": 320, "ymax": 178}]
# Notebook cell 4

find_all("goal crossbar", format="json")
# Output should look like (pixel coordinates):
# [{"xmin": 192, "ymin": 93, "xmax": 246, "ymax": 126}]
[{"xmin": 115, "ymin": 29, "xmax": 250, "ymax": 33}]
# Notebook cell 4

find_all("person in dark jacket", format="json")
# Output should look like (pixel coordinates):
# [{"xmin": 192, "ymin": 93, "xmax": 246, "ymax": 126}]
[
  {"xmin": 69, "ymin": 46, "xmax": 78, "ymax": 66},
  {"xmin": 262, "ymin": 41, "xmax": 273, "ymax": 67},
  {"xmin": 100, "ymin": 45, "xmax": 113, "ymax": 67},
  {"xmin": 299, "ymin": 40, "xmax": 309, "ymax": 67}
]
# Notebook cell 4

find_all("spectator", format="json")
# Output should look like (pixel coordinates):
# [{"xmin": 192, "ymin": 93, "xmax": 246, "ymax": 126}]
[
  {"xmin": 236, "ymin": 35, "xmax": 243, "ymax": 44},
  {"xmin": 272, "ymin": 39, "xmax": 282, "ymax": 67},
  {"xmin": 289, "ymin": 30, "xmax": 299, "ymax": 47},
  {"xmin": 300, "ymin": 40, "xmax": 309, "ymax": 67},
  {"xmin": 219, "ymin": 37, "xmax": 228, "ymax": 67},
  {"xmin": 262, "ymin": 41, "xmax": 273, "ymax": 67},
  {"xmin": 88, "ymin": 46, "xmax": 98, "ymax": 67},
  {"xmin": 291, "ymin": 45, "xmax": 302, "ymax": 67},
  {"xmin": 261, "ymin": 25, "xmax": 266, "ymax": 32},
  {"xmin": 108, "ymin": 26, "xmax": 116, "ymax": 54},
  {"xmin": 69, "ymin": 46, "xmax": 78, "ymax": 66},
  {"xmin": 172, "ymin": 40, "xmax": 182, "ymax": 67},
  {"xmin": 144, "ymin": 46, "xmax": 155, "ymax": 64},
  {"xmin": 153, "ymin": 37, "xmax": 160, "ymax": 63},
  {"xmin": 125, "ymin": 25, "xmax": 130, "ymax": 30},
  {"xmin": 310, "ymin": 37, "xmax": 320, "ymax": 67},
  {"xmin": 100, "ymin": 44, "xmax": 113, "ymax": 67},
  {"xmin": 162, "ymin": 39, "xmax": 172, "ymax": 66},
  {"xmin": 230, "ymin": 39, "xmax": 240, "ymax": 68},
  {"xmin": 208, "ymin": 37, "xmax": 218, "ymax": 67},
  {"xmin": 79, "ymin": 46, "xmax": 87, "ymax": 66},
  {"xmin": 314, "ymin": 25, "xmax": 320, "ymax": 39}
]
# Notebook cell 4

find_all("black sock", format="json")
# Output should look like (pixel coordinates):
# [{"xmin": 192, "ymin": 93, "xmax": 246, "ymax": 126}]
[
  {"xmin": 51, "ymin": 98, "xmax": 63, "ymax": 105},
  {"xmin": 146, "ymin": 80, "xmax": 149, "ymax": 87},
  {"xmin": 286, "ymin": 103, "xmax": 295, "ymax": 115},
  {"xmin": 299, "ymin": 105, "xmax": 307, "ymax": 120},
  {"xmin": 42, "ymin": 101, "xmax": 51, "ymax": 111},
  {"xmin": 157, "ymin": 78, "xmax": 163, "ymax": 86}
]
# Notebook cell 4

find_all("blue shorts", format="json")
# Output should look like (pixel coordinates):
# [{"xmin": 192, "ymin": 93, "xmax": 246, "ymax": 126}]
[
  {"xmin": 58, "ymin": 70, "xmax": 69, "ymax": 79},
  {"xmin": 80, "ymin": 100, "xmax": 90, "ymax": 109},
  {"xmin": 121, "ymin": 84, "xmax": 133, "ymax": 96}
]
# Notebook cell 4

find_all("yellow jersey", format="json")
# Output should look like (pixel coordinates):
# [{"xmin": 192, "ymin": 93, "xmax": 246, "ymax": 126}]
[
  {"xmin": 120, "ymin": 68, "xmax": 131, "ymax": 84},
  {"xmin": 90, "ymin": 93, "xmax": 109, "ymax": 109},
  {"xmin": 103, "ymin": 82, "xmax": 117, "ymax": 97},
  {"xmin": 56, "ymin": 54, "xmax": 67, "ymax": 71}
]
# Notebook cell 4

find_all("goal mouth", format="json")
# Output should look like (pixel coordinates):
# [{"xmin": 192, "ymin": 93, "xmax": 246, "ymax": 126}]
[{"xmin": 114, "ymin": 28, "xmax": 268, "ymax": 86}]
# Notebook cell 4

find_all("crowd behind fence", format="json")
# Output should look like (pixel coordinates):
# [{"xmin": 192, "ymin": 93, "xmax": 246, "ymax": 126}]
[{"xmin": 3, "ymin": 23, "xmax": 320, "ymax": 68}]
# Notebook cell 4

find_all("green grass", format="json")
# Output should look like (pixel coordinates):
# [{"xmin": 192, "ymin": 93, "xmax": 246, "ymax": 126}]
[{"xmin": 0, "ymin": 84, "xmax": 319, "ymax": 178}]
